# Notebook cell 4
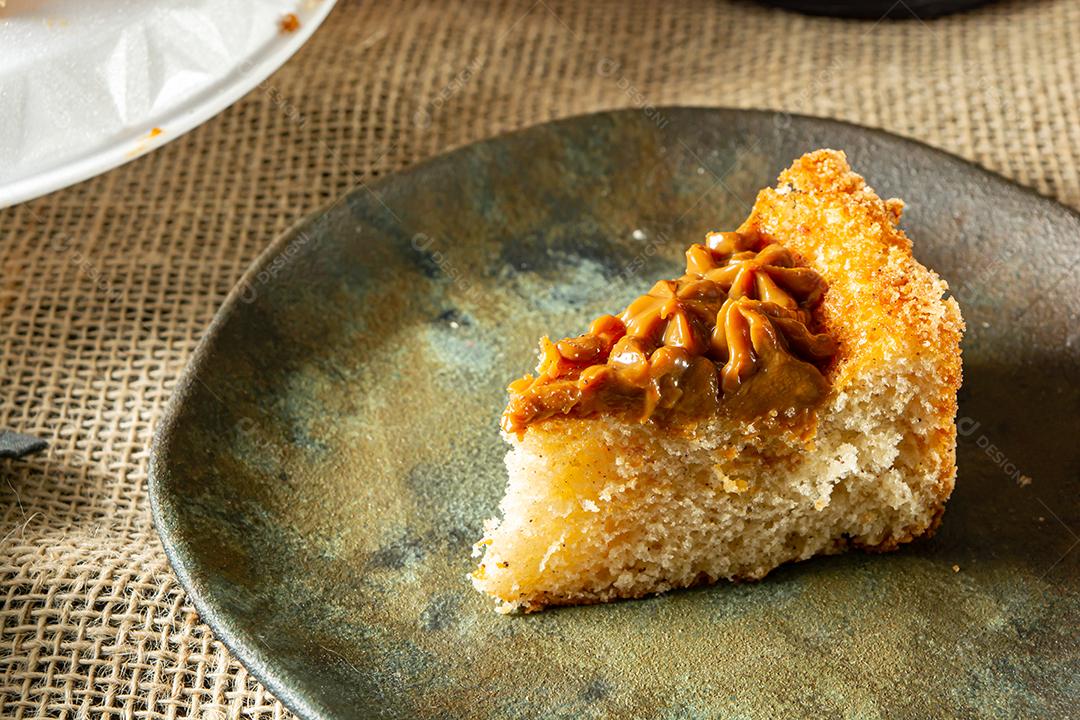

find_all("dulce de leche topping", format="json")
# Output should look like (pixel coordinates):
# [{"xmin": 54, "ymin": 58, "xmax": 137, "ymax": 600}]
[{"xmin": 502, "ymin": 230, "xmax": 837, "ymax": 436}]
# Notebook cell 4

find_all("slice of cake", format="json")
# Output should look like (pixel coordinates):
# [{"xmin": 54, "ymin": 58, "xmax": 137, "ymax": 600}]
[{"xmin": 472, "ymin": 149, "xmax": 964, "ymax": 613}]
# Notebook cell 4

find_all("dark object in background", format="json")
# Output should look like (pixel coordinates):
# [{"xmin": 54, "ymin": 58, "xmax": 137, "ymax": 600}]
[
  {"xmin": 758, "ymin": 0, "xmax": 994, "ymax": 19},
  {"xmin": 0, "ymin": 430, "xmax": 47, "ymax": 459}
]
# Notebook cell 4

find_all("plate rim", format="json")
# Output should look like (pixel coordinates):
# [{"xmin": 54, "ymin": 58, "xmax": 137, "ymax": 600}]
[
  {"xmin": 0, "ymin": 0, "xmax": 338, "ymax": 209},
  {"xmin": 147, "ymin": 106, "xmax": 1080, "ymax": 720}
]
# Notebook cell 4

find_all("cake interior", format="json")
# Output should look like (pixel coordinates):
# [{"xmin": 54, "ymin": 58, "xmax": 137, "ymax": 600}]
[{"xmin": 474, "ymin": 355, "xmax": 949, "ymax": 612}]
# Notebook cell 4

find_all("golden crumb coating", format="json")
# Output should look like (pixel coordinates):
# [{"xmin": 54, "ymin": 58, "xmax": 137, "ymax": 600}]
[{"xmin": 743, "ymin": 149, "xmax": 964, "ymax": 506}]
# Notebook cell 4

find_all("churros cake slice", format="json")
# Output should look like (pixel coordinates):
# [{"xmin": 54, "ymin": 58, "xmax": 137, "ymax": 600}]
[{"xmin": 471, "ymin": 149, "xmax": 964, "ymax": 614}]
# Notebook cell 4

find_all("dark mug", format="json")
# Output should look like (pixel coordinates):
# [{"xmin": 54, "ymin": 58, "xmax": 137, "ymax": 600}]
[{"xmin": 757, "ymin": 0, "xmax": 994, "ymax": 19}]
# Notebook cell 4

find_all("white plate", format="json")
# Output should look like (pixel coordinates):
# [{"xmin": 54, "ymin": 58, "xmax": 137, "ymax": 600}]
[{"xmin": 0, "ymin": 0, "xmax": 337, "ymax": 208}]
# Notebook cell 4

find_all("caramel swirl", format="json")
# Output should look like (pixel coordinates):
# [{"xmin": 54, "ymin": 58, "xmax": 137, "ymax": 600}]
[{"xmin": 502, "ymin": 230, "xmax": 836, "ymax": 435}]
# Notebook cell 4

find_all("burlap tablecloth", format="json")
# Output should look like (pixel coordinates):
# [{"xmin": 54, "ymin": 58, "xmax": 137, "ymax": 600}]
[{"xmin": 2, "ymin": 1, "xmax": 1078, "ymax": 717}]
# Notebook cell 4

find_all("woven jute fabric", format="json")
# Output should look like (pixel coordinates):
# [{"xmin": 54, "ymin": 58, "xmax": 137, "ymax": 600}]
[{"xmin": 2, "ymin": 1, "xmax": 1078, "ymax": 717}]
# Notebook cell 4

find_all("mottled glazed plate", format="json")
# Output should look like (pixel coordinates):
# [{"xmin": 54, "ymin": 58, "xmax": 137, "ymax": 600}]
[{"xmin": 149, "ymin": 108, "xmax": 1080, "ymax": 719}]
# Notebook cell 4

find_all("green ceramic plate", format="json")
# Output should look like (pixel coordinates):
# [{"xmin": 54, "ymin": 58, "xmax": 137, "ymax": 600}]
[{"xmin": 149, "ymin": 108, "xmax": 1079, "ymax": 719}]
